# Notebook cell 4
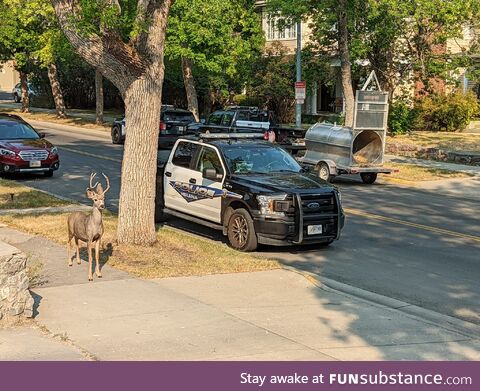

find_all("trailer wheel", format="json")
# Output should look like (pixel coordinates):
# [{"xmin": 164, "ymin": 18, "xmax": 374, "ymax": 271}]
[
  {"xmin": 360, "ymin": 172, "xmax": 378, "ymax": 184},
  {"xmin": 318, "ymin": 162, "xmax": 332, "ymax": 182}
]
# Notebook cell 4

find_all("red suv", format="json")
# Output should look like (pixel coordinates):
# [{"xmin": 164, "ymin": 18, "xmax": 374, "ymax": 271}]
[{"xmin": 0, "ymin": 114, "xmax": 60, "ymax": 177}]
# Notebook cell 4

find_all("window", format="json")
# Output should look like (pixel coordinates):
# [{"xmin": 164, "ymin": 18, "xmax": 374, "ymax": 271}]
[
  {"xmin": 221, "ymin": 112, "xmax": 234, "ymax": 126},
  {"xmin": 172, "ymin": 142, "xmax": 199, "ymax": 169},
  {"xmin": 263, "ymin": 12, "xmax": 296, "ymax": 41},
  {"xmin": 195, "ymin": 147, "xmax": 224, "ymax": 177},
  {"xmin": 162, "ymin": 111, "xmax": 196, "ymax": 123},
  {"xmin": 207, "ymin": 112, "xmax": 223, "ymax": 125}
]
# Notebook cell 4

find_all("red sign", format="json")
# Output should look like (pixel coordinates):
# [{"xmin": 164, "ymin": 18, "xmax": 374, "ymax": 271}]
[{"xmin": 295, "ymin": 81, "xmax": 306, "ymax": 103}]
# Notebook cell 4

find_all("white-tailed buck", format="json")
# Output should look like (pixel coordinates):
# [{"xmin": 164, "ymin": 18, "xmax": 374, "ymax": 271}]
[{"xmin": 67, "ymin": 173, "xmax": 110, "ymax": 281}]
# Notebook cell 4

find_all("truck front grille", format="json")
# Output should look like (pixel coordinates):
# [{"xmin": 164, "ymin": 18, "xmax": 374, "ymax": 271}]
[
  {"xmin": 19, "ymin": 150, "xmax": 49, "ymax": 161},
  {"xmin": 294, "ymin": 192, "xmax": 339, "ymax": 242}
]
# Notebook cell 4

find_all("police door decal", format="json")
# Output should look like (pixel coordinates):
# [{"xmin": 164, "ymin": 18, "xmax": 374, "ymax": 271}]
[{"xmin": 169, "ymin": 181, "xmax": 242, "ymax": 203}]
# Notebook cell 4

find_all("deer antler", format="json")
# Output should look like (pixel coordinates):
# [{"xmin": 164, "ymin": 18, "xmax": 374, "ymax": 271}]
[
  {"xmin": 101, "ymin": 173, "xmax": 111, "ymax": 195},
  {"xmin": 89, "ymin": 172, "xmax": 99, "ymax": 190}
]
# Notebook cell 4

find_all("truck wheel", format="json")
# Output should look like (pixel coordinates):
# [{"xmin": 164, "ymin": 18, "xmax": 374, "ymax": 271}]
[
  {"xmin": 317, "ymin": 162, "xmax": 332, "ymax": 182},
  {"xmin": 111, "ymin": 126, "xmax": 123, "ymax": 144},
  {"xmin": 360, "ymin": 172, "xmax": 377, "ymax": 184},
  {"xmin": 227, "ymin": 208, "xmax": 258, "ymax": 252}
]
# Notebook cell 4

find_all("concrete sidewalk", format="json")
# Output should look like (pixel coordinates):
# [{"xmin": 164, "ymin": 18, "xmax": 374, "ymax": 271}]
[{"xmin": 0, "ymin": 227, "xmax": 479, "ymax": 361}]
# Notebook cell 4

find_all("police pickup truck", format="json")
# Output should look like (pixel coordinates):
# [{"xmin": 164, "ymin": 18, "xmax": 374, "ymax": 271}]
[{"xmin": 155, "ymin": 134, "xmax": 345, "ymax": 251}]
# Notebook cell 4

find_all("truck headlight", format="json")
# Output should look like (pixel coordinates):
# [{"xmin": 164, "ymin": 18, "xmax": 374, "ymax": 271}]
[
  {"xmin": 337, "ymin": 190, "xmax": 342, "ymax": 203},
  {"xmin": 257, "ymin": 194, "xmax": 291, "ymax": 216},
  {"xmin": 0, "ymin": 148, "xmax": 16, "ymax": 158}
]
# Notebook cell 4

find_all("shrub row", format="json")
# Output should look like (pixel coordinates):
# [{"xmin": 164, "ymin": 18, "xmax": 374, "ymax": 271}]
[{"xmin": 388, "ymin": 92, "xmax": 479, "ymax": 134}]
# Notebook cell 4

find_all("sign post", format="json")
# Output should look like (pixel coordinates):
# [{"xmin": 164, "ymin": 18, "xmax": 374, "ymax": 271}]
[{"xmin": 295, "ymin": 81, "xmax": 306, "ymax": 105}]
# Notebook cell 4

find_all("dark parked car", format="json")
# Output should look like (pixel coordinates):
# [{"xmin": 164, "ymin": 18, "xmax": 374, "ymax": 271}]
[
  {"xmin": 111, "ymin": 105, "xmax": 197, "ymax": 149},
  {"xmin": 0, "ymin": 113, "xmax": 60, "ymax": 177}
]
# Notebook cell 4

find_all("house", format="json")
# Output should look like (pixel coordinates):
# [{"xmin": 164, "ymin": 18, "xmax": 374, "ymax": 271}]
[
  {"xmin": 256, "ymin": 1, "xmax": 344, "ymax": 118},
  {"xmin": 256, "ymin": 1, "xmax": 478, "ymax": 118},
  {"xmin": 0, "ymin": 61, "xmax": 19, "ymax": 93}
]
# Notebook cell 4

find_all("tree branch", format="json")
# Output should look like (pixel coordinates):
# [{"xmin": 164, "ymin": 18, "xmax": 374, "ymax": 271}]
[{"xmin": 51, "ymin": 0, "xmax": 144, "ymax": 93}]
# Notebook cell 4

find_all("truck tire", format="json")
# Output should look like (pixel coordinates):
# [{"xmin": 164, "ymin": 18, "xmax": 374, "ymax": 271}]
[
  {"xmin": 318, "ymin": 162, "xmax": 332, "ymax": 182},
  {"xmin": 360, "ymin": 172, "xmax": 377, "ymax": 184},
  {"xmin": 227, "ymin": 208, "xmax": 258, "ymax": 252},
  {"xmin": 111, "ymin": 126, "xmax": 123, "ymax": 144}
]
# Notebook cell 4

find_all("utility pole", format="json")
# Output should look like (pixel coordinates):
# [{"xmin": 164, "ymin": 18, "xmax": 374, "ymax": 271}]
[{"xmin": 295, "ymin": 21, "xmax": 302, "ymax": 128}]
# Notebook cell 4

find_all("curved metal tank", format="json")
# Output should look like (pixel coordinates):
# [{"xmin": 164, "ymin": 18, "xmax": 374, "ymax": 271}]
[{"xmin": 303, "ymin": 123, "xmax": 384, "ymax": 168}]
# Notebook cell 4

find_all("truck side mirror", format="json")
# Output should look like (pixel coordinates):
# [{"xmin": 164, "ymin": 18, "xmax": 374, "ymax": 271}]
[
  {"xmin": 203, "ymin": 168, "xmax": 222, "ymax": 181},
  {"xmin": 38, "ymin": 132, "xmax": 46, "ymax": 139}
]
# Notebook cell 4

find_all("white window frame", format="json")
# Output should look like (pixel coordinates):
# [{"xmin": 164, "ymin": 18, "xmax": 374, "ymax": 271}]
[{"xmin": 263, "ymin": 12, "xmax": 296, "ymax": 41}]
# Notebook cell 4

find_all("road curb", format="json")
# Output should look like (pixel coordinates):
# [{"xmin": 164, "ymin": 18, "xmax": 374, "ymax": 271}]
[{"xmin": 283, "ymin": 266, "xmax": 480, "ymax": 339}]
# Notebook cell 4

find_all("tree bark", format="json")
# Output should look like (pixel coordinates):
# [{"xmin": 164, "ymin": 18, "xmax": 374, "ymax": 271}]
[
  {"xmin": 19, "ymin": 71, "xmax": 30, "ymax": 113},
  {"xmin": 116, "ymin": 78, "xmax": 162, "ymax": 244},
  {"xmin": 337, "ymin": 0, "xmax": 355, "ymax": 127},
  {"xmin": 47, "ymin": 63, "xmax": 67, "ymax": 118},
  {"xmin": 52, "ymin": 0, "xmax": 174, "ymax": 245},
  {"xmin": 181, "ymin": 56, "xmax": 199, "ymax": 121},
  {"xmin": 95, "ymin": 69, "xmax": 104, "ymax": 124}
]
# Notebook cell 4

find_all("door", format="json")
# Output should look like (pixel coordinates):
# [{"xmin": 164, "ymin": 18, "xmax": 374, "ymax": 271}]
[
  {"xmin": 188, "ymin": 145, "xmax": 226, "ymax": 223},
  {"xmin": 163, "ymin": 141, "xmax": 201, "ymax": 213}
]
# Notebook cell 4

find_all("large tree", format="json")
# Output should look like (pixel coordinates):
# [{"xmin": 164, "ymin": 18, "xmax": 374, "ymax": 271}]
[
  {"xmin": 166, "ymin": 0, "xmax": 263, "ymax": 118},
  {"xmin": 51, "ymin": 0, "xmax": 174, "ymax": 245}
]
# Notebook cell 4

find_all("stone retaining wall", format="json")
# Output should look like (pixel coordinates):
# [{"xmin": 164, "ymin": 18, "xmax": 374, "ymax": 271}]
[
  {"xmin": 0, "ymin": 242, "xmax": 34, "ymax": 321},
  {"xmin": 386, "ymin": 143, "xmax": 480, "ymax": 166}
]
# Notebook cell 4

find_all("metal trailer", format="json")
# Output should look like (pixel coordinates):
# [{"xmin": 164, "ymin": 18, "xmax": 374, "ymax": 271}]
[{"xmin": 300, "ymin": 72, "xmax": 394, "ymax": 184}]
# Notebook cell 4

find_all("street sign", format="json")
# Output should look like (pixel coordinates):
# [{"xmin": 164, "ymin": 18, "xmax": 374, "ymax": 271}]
[{"xmin": 295, "ymin": 81, "xmax": 306, "ymax": 103}]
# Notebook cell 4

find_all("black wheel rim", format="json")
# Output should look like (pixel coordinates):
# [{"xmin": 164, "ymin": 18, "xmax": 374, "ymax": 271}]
[{"xmin": 232, "ymin": 215, "xmax": 248, "ymax": 247}]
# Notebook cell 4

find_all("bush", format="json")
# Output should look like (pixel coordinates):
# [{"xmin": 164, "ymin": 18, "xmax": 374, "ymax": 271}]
[
  {"xmin": 414, "ymin": 92, "xmax": 479, "ymax": 132},
  {"xmin": 388, "ymin": 102, "xmax": 415, "ymax": 135}
]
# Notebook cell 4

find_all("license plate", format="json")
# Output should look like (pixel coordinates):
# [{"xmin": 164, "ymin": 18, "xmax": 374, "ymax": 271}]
[
  {"xmin": 307, "ymin": 225, "xmax": 323, "ymax": 235},
  {"xmin": 177, "ymin": 126, "xmax": 185, "ymax": 133},
  {"xmin": 29, "ymin": 160, "xmax": 41, "ymax": 167}
]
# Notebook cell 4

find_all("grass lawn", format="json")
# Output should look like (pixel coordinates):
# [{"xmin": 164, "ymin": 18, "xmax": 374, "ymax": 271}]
[
  {"xmin": 387, "ymin": 132, "xmax": 480, "ymax": 153},
  {"xmin": 0, "ymin": 212, "xmax": 279, "ymax": 279},
  {"xmin": 385, "ymin": 163, "xmax": 473, "ymax": 182},
  {"xmin": 0, "ymin": 178, "xmax": 70, "ymax": 209},
  {"xmin": 0, "ymin": 108, "xmax": 112, "ymax": 131}
]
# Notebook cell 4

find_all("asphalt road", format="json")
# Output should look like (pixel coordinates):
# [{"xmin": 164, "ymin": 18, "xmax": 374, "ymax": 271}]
[{"xmin": 12, "ymin": 121, "xmax": 480, "ymax": 326}]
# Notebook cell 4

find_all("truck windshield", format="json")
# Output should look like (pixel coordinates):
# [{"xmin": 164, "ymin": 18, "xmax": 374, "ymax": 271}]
[
  {"xmin": 0, "ymin": 120, "xmax": 39, "ymax": 140},
  {"xmin": 223, "ymin": 144, "xmax": 302, "ymax": 174}
]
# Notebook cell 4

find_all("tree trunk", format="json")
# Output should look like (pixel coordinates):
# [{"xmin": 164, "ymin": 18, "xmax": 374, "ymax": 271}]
[
  {"xmin": 19, "ymin": 71, "xmax": 30, "ymax": 113},
  {"xmin": 181, "ymin": 56, "xmax": 199, "ymax": 121},
  {"xmin": 47, "ymin": 63, "xmax": 67, "ymax": 118},
  {"xmin": 337, "ymin": 0, "xmax": 355, "ymax": 127},
  {"xmin": 95, "ymin": 69, "xmax": 104, "ymax": 124},
  {"xmin": 117, "ymin": 78, "xmax": 162, "ymax": 245}
]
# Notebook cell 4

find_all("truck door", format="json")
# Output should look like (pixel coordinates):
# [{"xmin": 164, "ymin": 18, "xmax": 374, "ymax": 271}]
[
  {"xmin": 163, "ymin": 141, "xmax": 201, "ymax": 213},
  {"xmin": 187, "ymin": 145, "xmax": 226, "ymax": 223}
]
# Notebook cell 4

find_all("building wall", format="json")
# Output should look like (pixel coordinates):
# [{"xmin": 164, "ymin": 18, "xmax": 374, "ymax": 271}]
[{"xmin": 0, "ymin": 61, "xmax": 19, "ymax": 92}]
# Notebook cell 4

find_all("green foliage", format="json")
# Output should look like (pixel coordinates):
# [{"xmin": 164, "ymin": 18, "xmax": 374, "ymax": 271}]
[
  {"xmin": 388, "ymin": 102, "xmax": 415, "ymax": 135},
  {"xmin": 414, "ymin": 92, "xmax": 480, "ymax": 132},
  {"xmin": 166, "ymin": 0, "xmax": 264, "ymax": 104},
  {"xmin": 246, "ymin": 42, "xmax": 296, "ymax": 123}
]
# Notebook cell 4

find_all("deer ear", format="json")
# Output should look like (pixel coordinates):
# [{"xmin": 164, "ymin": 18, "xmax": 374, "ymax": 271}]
[
  {"xmin": 86, "ymin": 188, "xmax": 95, "ymax": 199},
  {"xmin": 96, "ymin": 183, "xmax": 104, "ymax": 195}
]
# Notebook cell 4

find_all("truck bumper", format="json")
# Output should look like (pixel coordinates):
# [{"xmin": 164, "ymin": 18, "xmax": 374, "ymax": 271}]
[{"xmin": 253, "ymin": 209, "xmax": 345, "ymax": 246}]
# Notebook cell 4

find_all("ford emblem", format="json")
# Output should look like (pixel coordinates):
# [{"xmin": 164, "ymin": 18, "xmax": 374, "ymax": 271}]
[{"xmin": 307, "ymin": 202, "xmax": 320, "ymax": 209}]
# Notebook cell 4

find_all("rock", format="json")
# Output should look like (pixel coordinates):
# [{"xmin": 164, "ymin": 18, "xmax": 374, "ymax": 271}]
[{"xmin": 0, "ymin": 246, "xmax": 33, "ymax": 321}]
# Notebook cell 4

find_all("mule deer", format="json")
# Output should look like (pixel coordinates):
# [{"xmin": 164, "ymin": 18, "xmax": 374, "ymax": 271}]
[{"xmin": 67, "ymin": 173, "xmax": 110, "ymax": 281}]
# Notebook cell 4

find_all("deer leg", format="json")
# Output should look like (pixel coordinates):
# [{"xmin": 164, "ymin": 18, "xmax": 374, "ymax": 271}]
[
  {"xmin": 75, "ymin": 238, "xmax": 81, "ymax": 265},
  {"xmin": 95, "ymin": 240, "xmax": 102, "ymax": 278},
  {"xmin": 67, "ymin": 234, "xmax": 73, "ymax": 266},
  {"xmin": 87, "ymin": 241, "xmax": 93, "ymax": 281}
]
